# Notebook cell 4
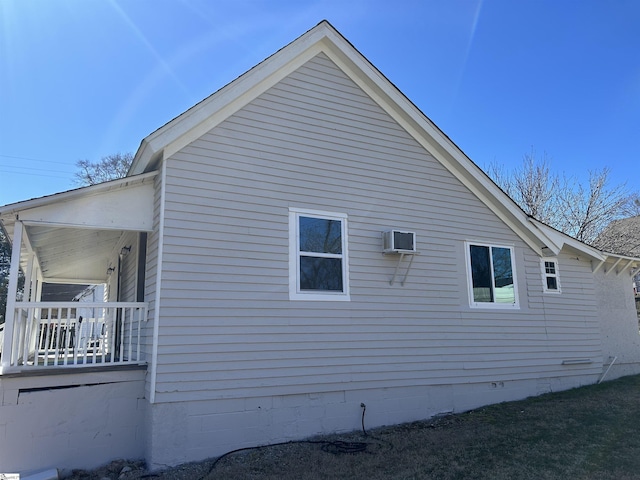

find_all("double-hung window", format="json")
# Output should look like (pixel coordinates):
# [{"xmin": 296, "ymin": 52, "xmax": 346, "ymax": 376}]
[
  {"xmin": 541, "ymin": 258, "xmax": 561, "ymax": 293},
  {"xmin": 465, "ymin": 242, "xmax": 518, "ymax": 308},
  {"xmin": 289, "ymin": 208, "xmax": 349, "ymax": 301}
]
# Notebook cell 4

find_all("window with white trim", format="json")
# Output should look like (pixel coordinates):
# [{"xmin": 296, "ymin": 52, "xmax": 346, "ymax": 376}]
[
  {"xmin": 466, "ymin": 242, "xmax": 519, "ymax": 308},
  {"xmin": 289, "ymin": 208, "xmax": 349, "ymax": 301},
  {"xmin": 542, "ymin": 258, "xmax": 561, "ymax": 293}
]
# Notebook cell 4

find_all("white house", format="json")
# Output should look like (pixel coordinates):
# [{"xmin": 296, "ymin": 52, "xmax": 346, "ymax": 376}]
[{"xmin": 1, "ymin": 21, "xmax": 639, "ymax": 475}]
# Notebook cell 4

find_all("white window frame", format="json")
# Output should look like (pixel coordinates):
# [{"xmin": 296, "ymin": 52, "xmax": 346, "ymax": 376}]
[
  {"xmin": 289, "ymin": 207, "xmax": 350, "ymax": 301},
  {"xmin": 541, "ymin": 257, "xmax": 561, "ymax": 293},
  {"xmin": 465, "ymin": 241, "xmax": 519, "ymax": 309}
]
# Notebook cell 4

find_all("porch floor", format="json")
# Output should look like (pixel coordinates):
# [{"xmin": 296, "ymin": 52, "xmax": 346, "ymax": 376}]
[{"xmin": 0, "ymin": 362, "xmax": 147, "ymax": 378}]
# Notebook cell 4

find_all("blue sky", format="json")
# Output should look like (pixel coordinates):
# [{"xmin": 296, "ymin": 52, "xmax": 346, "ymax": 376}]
[{"xmin": 1, "ymin": 0, "xmax": 638, "ymax": 206}]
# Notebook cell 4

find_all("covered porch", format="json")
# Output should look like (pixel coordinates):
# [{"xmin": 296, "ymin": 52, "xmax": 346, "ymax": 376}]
[{"xmin": 0, "ymin": 172, "xmax": 157, "ymax": 374}]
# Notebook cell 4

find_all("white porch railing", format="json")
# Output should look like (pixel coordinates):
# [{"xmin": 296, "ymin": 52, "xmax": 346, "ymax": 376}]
[{"xmin": 3, "ymin": 302, "xmax": 148, "ymax": 370}]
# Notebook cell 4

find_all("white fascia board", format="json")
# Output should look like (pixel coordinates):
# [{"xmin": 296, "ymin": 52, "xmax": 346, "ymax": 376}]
[
  {"xmin": 130, "ymin": 138, "xmax": 154, "ymax": 175},
  {"xmin": 606, "ymin": 253, "xmax": 640, "ymax": 264},
  {"xmin": 529, "ymin": 218, "xmax": 610, "ymax": 262},
  {"xmin": 0, "ymin": 172, "xmax": 158, "ymax": 218},
  {"xmin": 600, "ymin": 253, "xmax": 640, "ymax": 274},
  {"xmin": 0, "ymin": 172, "xmax": 158, "ymax": 234},
  {"xmin": 132, "ymin": 24, "xmax": 334, "ymax": 173},
  {"xmin": 320, "ymin": 29, "xmax": 549, "ymax": 256},
  {"xmin": 129, "ymin": 21, "xmax": 550, "ymax": 255},
  {"xmin": 162, "ymin": 45, "xmax": 322, "ymax": 159},
  {"xmin": 526, "ymin": 219, "xmax": 564, "ymax": 256},
  {"xmin": 42, "ymin": 277, "xmax": 108, "ymax": 285},
  {"xmin": 18, "ymin": 182, "xmax": 155, "ymax": 232}
]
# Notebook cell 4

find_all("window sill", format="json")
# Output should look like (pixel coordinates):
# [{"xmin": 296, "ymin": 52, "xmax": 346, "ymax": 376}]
[
  {"xmin": 289, "ymin": 292, "xmax": 351, "ymax": 301},
  {"xmin": 469, "ymin": 302, "xmax": 520, "ymax": 309}
]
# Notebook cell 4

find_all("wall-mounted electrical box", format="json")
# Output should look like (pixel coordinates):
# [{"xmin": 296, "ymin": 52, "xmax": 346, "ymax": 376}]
[{"xmin": 382, "ymin": 230, "xmax": 416, "ymax": 254}]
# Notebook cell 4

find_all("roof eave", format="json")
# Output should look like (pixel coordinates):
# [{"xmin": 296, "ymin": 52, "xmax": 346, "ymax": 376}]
[
  {"xmin": 130, "ymin": 21, "xmax": 337, "ymax": 176},
  {"xmin": 123, "ymin": 21, "xmax": 556, "ymax": 258},
  {"xmin": 528, "ymin": 218, "xmax": 640, "ymax": 267},
  {"xmin": 0, "ymin": 171, "xmax": 158, "ymax": 220}
]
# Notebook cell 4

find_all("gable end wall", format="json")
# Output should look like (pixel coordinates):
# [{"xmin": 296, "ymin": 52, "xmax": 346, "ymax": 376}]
[{"xmin": 146, "ymin": 53, "xmax": 607, "ymax": 467}]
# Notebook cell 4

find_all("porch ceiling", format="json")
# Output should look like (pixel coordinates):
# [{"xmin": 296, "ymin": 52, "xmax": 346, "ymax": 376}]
[
  {"xmin": 0, "ymin": 172, "xmax": 157, "ymax": 284},
  {"xmin": 25, "ymin": 225, "xmax": 125, "ymax": 283}
]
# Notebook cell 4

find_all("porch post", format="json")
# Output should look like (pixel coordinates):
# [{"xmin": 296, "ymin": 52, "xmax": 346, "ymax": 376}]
[
  {"xmin": 35, "ymin": 268, "xmax": 43, "ymax": 301},
  {"xmin": 24, "ymin": 252, "xmax": 34, "ymax": 302},
  {"xmin": 2, "ymin": 220, "xmax": 23, "ymax": 369}
]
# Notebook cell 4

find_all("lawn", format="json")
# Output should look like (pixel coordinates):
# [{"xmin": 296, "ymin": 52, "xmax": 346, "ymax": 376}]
[{"xmin": 71, "ymin": 374, "xmax": 640, "ymax": 479}]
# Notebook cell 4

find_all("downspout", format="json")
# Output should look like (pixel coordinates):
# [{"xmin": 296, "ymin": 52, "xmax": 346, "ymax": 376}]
[
  {"xmin": 1, "ymin": 219, "xmax": 23, "ymax": 371},
  {"xmin": 149, "ymin": 159, "xmax": 167, "ymax": 404},
  {"xmin": 598, "ymin": 356, "xmax": 618, "ymax": 384}
]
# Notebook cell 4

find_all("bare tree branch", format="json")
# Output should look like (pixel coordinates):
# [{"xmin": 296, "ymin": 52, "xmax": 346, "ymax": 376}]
[
  {"xmin": 486, "ymin": 151, "xmax": 636, "ymax": 245},
  {"xmin": 487, "ymin": 149, "xmax": 564, "ymax": 226},
  {"xmin": 74, "ymin": 152, "xmax": 133, "ymax": 186}
]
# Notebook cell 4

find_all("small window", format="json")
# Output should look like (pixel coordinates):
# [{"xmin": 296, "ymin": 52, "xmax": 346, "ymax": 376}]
[
  {"xmin": 542, "ymin": 258, "xmax": 561, "ymax": 293},
  {"xmin": 289, "ymin": 208, "xmax": 349, "ymax": 301},
  {"xmin": 465, "ymin": 242, "xmax": 518, "ymax": 308}
]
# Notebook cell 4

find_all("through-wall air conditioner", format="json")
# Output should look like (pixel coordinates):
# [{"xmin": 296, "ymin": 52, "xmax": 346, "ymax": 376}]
[{"xmin": 382, "ymin": 230, "xmax": 416, "ymax": 253}]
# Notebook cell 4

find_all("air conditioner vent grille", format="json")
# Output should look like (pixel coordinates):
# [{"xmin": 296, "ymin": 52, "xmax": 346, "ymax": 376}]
[{"xmin": 383, "ymin": 230, "xmax": 416, "ymax": 253}]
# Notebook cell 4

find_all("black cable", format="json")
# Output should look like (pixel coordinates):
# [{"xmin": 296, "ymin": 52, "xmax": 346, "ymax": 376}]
[
  {"xmin": 361, "ymin": 402, "xmax": 367, "ymax": 436},
  {"xmin": 200, "ymin": 438, "xmax": 378, "ymax": 479},
  {"xmin": 321, "ymin": 439, "xmax": 369, "ymax": 455},
  {"xmin": 196, "ymin": 403, "xmax": 383, "ymax": 479}
]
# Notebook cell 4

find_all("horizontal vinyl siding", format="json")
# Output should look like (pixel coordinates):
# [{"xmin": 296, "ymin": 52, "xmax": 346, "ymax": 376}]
[
  {"xmin": 119, "ymin": 232, "xmax": 138, "ymax": 302},
  {"xmin": 142, "ymin": 174, "xmax": 162, "ymax": 397},
  {"xmin": 155, "ymin": 53, "xmax": 601, "ymax": 402},
  {"xmin": 539, "ymin": 253, "xmax": 601, "ymax": 352}
]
